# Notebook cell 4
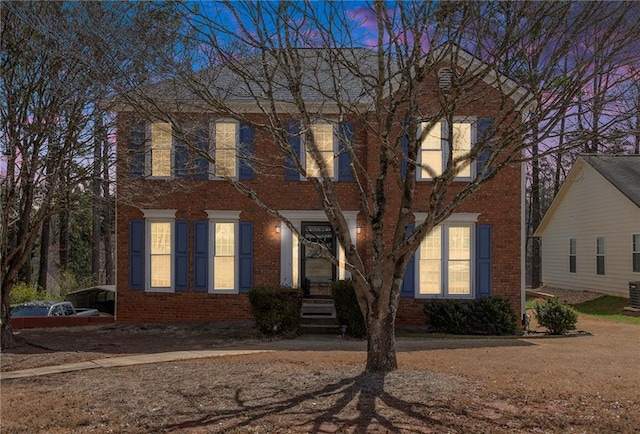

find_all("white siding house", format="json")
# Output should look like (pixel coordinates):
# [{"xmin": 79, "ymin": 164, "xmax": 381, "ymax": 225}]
[{"xmin": 534, "ymin": 155, "xmax": 640, "ymax": 297}]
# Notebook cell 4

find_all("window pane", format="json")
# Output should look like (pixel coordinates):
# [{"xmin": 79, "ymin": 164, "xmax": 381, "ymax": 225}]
[
  {"xmin": 448, "ymin": 261, "xmax": 470, "ymax": 294},
  {"xmin": 569, "ymin": 256, "xmax": 577, "ymax": 273},
  {"xmin": 307, "ymin": 124, "xmax": 334, "ymax": 177},
  {"xmin": 420, "ymin": 122, "xmax": 441, "ymax": 149},
  {"xmin": 634, "ymin": 234, "xmax": 640, "ymax": 251},
  {"xmin": 449, "ymin": 227, "xmax": 470, "ymax": 260},
  {"xmin": 151, "ymin": 123, "xmax": 172, "ymax": 177},
  {"xmin": 633, "ymin": 253, "xmax": 640, "ymax": 273},
  {"xmin": 421, "ymin": 150, "xmax": 443, "ymax": 178},
  {"xmin": 150, "ymin": 255, "xmax": 171, "ymax": 287},
  {"xmin": 215, "ymin": 223, "xmax": 235, "ymax": 256},
  {"xmin": 634, "ymin": 235, "xmax": 640, "ymax": 272},
  {"xmin": 215, "ymin": 123, "xmax": 236, "ymax": 177},
  {"xmin": 596, "ymin": 236, "xmax": 605, "ymax": 255},
  {"xmin": 214, "ymin": 257, "xmax": 235, "ymax": 289},
  {"xmin": 452, "ymin": 122, "xmax": 471, "ymax": 177},
  {"xmin": 597, "ymin": 256, "xmax": 605, "ymax": 275},
  {"xmin": 569, "ymin": 238, "xmax": 576, "ymax": 255},
  {"xmin": 419, "ymin": 227, "xmax": 441, "ymax": 295},
  {"xmin": 150, "ymin": 223, "xmax": 171, "ymax": 254}
]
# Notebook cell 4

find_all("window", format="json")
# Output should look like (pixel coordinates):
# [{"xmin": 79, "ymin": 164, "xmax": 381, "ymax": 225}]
[
  {"xmin": 306, "ymin": 123, "xmax": 335, "ymax": 178},
  {"xmin": 150, "ymin": 123, "xmax": 172, "ymax": 177},
  {"xmin": 633, "ymin": 234, "xmax": 640, "ymax": 273},
  {"xmin": 213, "ymin": 222, "xmax": 236, "ymax": 290},
  {"xmin": 418, "ymin": 120, "xmax": 474, "ymax": 180},
  {"xmin": 207, "ymin": 211, "xmax": 240, "ymax": 292},
  {"xmin": 417, "ymin": 222, "xmax": 473, "ymax": 297},
  {"xmin": 596, "ymin": 236, "xmax": 605, "ymax": 276},
  {"xmin": 569, "ymin": 238, "xmax": 577, "ymax": 273},
  {"xmin": 149, "ymin": 221, "xmax": 172, "ymax": 288},
  {"xmin": 213, "ymin": 122, "xmax": 237, "ymax": 177}
]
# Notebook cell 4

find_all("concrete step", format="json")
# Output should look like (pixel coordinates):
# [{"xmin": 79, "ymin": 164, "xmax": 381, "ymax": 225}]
[
  {"xmin": 300, "ymin": 323, "xmax": 341, "ymax": 334},
  {"xmin": 301, "ymin": 317, "xmax": 339, "ymax": 326}
]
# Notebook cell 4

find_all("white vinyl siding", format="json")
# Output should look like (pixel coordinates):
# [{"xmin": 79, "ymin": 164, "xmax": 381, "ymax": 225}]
[{"xmin": 538, "ymin": 162, "xmax": 640, "ymax": 296}]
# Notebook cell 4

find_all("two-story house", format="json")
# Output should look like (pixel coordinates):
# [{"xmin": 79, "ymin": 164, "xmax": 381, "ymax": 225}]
[{"xmin": 114, "ymin": 47, "xmax": 526, "ymax": 326}]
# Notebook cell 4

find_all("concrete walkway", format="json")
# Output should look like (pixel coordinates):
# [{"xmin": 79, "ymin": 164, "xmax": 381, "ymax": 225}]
[{"xmin": 0, "ymin": 349, "xmax": 273, "ymax": 381}]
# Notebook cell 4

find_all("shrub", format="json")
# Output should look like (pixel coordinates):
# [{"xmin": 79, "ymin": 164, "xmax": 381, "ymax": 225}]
[
  {"xmin": 10, "ymin": 282, "xmax": 46, "ymax": 305},
  {"xmin": 248, "ymin": 286, "xmax": 303, "ymax": 337},
  {"xmin": 534, "ymin": 297, "xmax": 579, "ymax": 335},
  {"xmin": 466, "ymin": 296, "xmax": 518, "ymax": 335},
  {"xmin": 424, "ymin": 297, "xmax": 518, "ymax": 335},
  {"xmin": 331, "ymin": 280, "xmax": 366, "ymax": 338},
  {"xmin": 423, "ymin": 299, "xmax": 468, "ymax": 334}
]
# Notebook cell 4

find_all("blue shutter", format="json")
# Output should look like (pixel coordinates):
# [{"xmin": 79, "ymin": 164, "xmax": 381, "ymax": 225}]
[
  {"xmin": 175, "ymin": 221, "xmax": 189, "ymax": 291},
  {"xmin": 477, "ymin": 118, "xmax": 494, "ymax": 179},
  {"xmin": 129, "ymin": 219, "xmax": 144, "ymax": 290},
  {"xmin": 338, "ymin": 121, "xmax": 354, "ymax": 181},
  {"xmin": 239, "ymin": 123, "xmax": 254, "ymax": 180},
  {"xmin": 239, "ymin": 222, "xmax": 254, "ymax": 293},
  {"xmin": 129, "ymin": 121, "xmax": 145, "ymax": 178},
  {"xmin": 285, "ymin": 120, "xmax": 301, "ymax": 180},
  {"xmin": 174, "ymin": 138, "xmax": 188, "ymax": 179},
  {"xmin": 194, "ymin": 221, "xmax": 208, "ymax": 291},
  {"xmin": 476, "ymin": 224, "xmax": 492, "ymax": 298},
  {"xmin": 194, "ymin": 125, "xmax": 209, "ymax": 180},
  {"xmin": 401, "ymin": 224, "xmax": 416, "ymax": 297}
]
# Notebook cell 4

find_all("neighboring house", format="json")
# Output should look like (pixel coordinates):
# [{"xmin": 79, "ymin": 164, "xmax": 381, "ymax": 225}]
[
  {"xmin": 534, "ymin": 155, "xmax": 640, "ymax": 297},
  {"xmin": 114, "ymin": 47, "xmax": 527, "ymax": 326}
]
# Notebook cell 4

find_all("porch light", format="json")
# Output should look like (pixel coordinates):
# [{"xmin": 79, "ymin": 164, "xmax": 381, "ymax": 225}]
[
  {"xmin": 275, "ymin": 223, "xmax": 281, "ymax": 234},
  {"xmin": 356, "ymin": 226, "xmax": 362, "ymax": 234}
]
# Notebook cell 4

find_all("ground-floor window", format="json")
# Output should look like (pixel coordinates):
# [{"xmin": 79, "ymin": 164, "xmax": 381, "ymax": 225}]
[
  {"xmin": 207, "ymin": 211, "xmax": 240, "ymax": 293},
  {"xmin": 143, "ymin": 209, "xmax": 177, "ymax": 292},
  {"xmin": 417, "ymin": 223, "xmax": 473, "ymax": 297}
]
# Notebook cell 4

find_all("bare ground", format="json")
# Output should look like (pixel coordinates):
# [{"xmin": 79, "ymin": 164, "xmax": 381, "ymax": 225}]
[{"xmin": 1, "ymin": 294, "xmax": 639, "ymax": 433}]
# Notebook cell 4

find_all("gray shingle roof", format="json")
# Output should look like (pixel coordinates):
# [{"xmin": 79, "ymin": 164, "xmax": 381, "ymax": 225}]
[
  {"xmin": 141, "ymin": 48, "xmax": 382, "ymax": 106},
  {"xmin": 582, "ymin": 154, "xmax": 640, "ymax": 207}
]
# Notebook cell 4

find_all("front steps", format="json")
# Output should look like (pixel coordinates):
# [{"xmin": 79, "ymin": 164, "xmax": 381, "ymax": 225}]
[{"xmin": 300, "ymin": 297, "xmax": 341, "ymax": 334}]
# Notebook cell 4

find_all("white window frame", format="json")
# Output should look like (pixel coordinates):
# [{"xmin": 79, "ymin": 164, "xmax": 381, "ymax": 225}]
[
  {"xmin": 596, "ymin": 235, "xmax": 605, "ymax": 276},
  {"xmin": 633, "ymin": 234, "xmax": 640, "ymax": 273},
  {"xmin": 569, "ymin": 237, "xmax": 577, "ymax": 274},
  {"xmin": 297, "ymin": 121, "xmax": 339, "ymax": 180},
  {"xmin": 414, "ymin": 213, "xmax": 478, "ymax": 299},
  {"xmin": 147, "ymin": 122, "xmax": 173, "ymax": 178},
  {"xmin": 209, "ymin": 120, "xmax": 239, "ymax": 179},
  {"xmin": 417, "ymin": 118, "xmax": 477, "ymax": 182},
  {"xmin": 206, "ymin": 210, "xmax": 240, "ymax": 293},
  {"xmin": 142, "ymin": 209, "xmax": 177, "ymax": 293}
]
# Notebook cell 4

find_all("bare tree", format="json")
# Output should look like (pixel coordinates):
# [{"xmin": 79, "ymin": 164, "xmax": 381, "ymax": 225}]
[
  {"xmin": 109, "ymin": 1, "xmax": 640, "ymax": 371},
  {"xmin": 0, "ymin": 1, "xmax": 181, "ymax": 349}
]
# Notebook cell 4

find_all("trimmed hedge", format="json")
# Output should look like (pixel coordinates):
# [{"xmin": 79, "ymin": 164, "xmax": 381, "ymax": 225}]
[
  {"xmin": 248, "ymin": 285, "xmax": 303, "ymax": 337},
  {"xmin": 331, "ymin": 280, "xmax": 366, "ymax": 338},
  {"xmin": 534, "ymin": 297, "xmax": 578, "ymax": 335},
  {"xmin": 423, "ymin": 296, "xmax": 518, "ymax": 335}
]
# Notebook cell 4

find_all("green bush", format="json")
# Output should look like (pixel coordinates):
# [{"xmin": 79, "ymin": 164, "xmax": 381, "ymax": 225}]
[
  {"xmin": 10, "ymin": 282, "xmax": 46, "ymax": 305},
  {"xmin": 424, "ymin": 296, "xmax": 518, "ymax": 335},
  {"xmin": 423, "ymin": 299, "xmax": 468, "ymax": 334},
  {"xmin": 248, "ymin": 286, "xmax": 303, "ymax": 337},
  {"xmin": 466, "ymin": 296, "xmax": 518, "ymax": 335},
  {"xmin": 534, "ymin": 297, "xmax": 578, "ymax": 335},
  {"xmin": 331, "ymin": 280, "xmax": 366, "ymax": 338}
]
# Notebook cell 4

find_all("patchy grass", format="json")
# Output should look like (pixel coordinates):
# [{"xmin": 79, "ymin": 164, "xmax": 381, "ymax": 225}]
[
  {"xmin": 525, "ymin": 295, "xmax": 538, "ymax": 309},
  {"xmin": 573, "ymin": 296, "xmax": 640, "ymax": 324}
]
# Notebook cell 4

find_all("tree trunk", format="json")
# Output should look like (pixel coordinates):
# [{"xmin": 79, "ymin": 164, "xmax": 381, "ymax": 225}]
[
  {"xmin": 530, "ymin": 140, "xmax": 541, "ymax": 289},
  {"xmin": 38, "ymin": 217, "xmax": 50, "ymax": 292},
  {"xmin": 1, "ymin": 284, "xmax": 15, "ymax": 350},
  {"xmin": 365, "ymin": 309, "xmax": 397, "ymax": 372},
  {"xmin": 101, "ymin": 115, "xmax": 114, "ymax": 285},
  {"xmin": 92, "ymin": 113, "xmax": 102, "ymax": 283},
  {"xmin": 59, "ymin": 192, "xmax": 69, "ymax": 273}
]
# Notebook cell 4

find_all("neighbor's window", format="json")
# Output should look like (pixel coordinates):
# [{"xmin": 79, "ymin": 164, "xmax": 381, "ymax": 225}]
[
  {"xmin": 596, "ymin": 236, "xmax": 605, "ymax": 276},
  {"xmin": 213, "ymin": 222, "xmax": 236, "ymax": 290},
  {"xmin": 150, "ymin": 123, "xmax": 172, "ymax": 177},
  {"xmin": 214, "ymin": 122, "xmax": 237, "ymax": 177},
  {"xmin": 306, "ymin": 123, "xmax": 335, "ymax": 178},
  {"xmin": 569, "ymin": 238, "xmax": 577, "ymax": 273},
  {"xmin": 418, "ymin": 224, "xmax": 472, "ymax": 297},
  {"xmin": 149, "ymin": 222, "xmax": 172, "ymax": 288},
  {"xmin": 633, "ymin": 234, "xmax": 640, "ymax": 273}
]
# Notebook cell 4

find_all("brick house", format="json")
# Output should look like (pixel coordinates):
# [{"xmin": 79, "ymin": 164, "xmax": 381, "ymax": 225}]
[{"xmin": 114, "ymin": 47, "xmax": 526, "ymax": 326}]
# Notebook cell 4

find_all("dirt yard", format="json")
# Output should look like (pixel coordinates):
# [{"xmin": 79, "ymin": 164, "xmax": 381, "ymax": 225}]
[{"xmin": 1, "ymin": 312, "xmax": 639, "ymax": 433}]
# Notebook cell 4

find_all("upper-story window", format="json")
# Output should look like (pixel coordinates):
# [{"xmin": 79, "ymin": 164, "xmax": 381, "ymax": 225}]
[
  {"xmin": 418, "ymin": 120, "xmax": 474, "ymax": 180},
  {"xmin": 306, "ymin": 123, "xmax": 335, "ymax": 178},
  {"xmin": 285, "ymin": 120, "xmax": 354, "ymax": 181},
  {"xmin": 149, "ymin": 123, "xmax": 172, "ymax": 177},
  {"xmin": 212, "ymin": 121, "xmax": 237, "ymax": 178}
]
